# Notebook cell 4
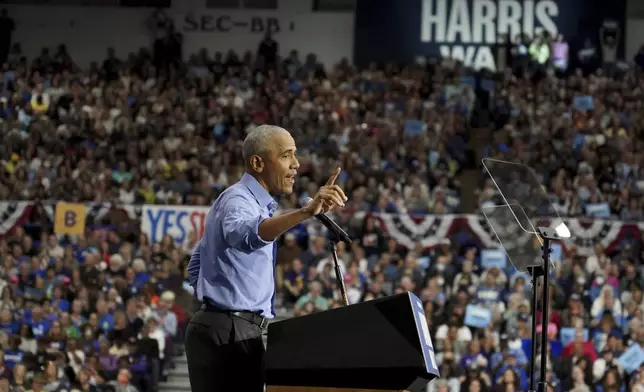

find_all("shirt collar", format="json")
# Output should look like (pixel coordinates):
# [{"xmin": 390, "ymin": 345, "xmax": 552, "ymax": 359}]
[{"xmin": 240, "ymin": 173, "xmax": 277, "ymax": 211}]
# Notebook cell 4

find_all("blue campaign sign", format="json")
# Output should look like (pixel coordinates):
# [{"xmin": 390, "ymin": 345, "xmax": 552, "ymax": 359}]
[
  {"xmin": 354, "ymin": 0, "xmax": 626, "ymax": 71},
  {"xmin": 619, "ymin": 344, "xmax": 644, "ymax": 374},
  {"xmin": 141, "ymin": 205, "xmax": 210, "ymax": 245},
  {"xmin": 481, "ymin": 249, "xmax": 507, "ymax": 269},
  {"xmin": 585, "ymin": 202, "xmax": 611, "ymax": 218},
  {"xmin": 464, "ymin": 304, "xmax": 492, "ymax": 328},
  {"xmin": 573, "ymin": 95, "xmax": 594, "ymax": 111},
  {"xmin": 559, "ymin": 327, "xmax": 588, "ymax": 346},
  {"xmin": 409, "ymin": 292, "xmax": 440, "ymax": 377},
  {"xmin": 550, "ymin": 243, "xmax": 563, "ymax": 262},
  {"xmin": 404, "ymin": 120, "xmax": 425, "ymax": 136}
]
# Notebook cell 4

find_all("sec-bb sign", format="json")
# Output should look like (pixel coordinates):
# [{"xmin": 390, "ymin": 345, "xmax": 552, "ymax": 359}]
[{"xmin": 181, "ymin": 14, "xmax": 295, "ymax": 34}]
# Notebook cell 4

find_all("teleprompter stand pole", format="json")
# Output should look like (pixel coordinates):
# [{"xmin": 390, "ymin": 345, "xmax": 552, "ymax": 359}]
[
  {"xmin": 329, "ymin": 234, "xmax": 349, "ymax": 306},
  {"xmin": 526, "ymin": 264, "xmax": 542, "ymax": 392},
  {"xmin": 526, "ymin": 227, "xmax": 560, "ymax": 392}
]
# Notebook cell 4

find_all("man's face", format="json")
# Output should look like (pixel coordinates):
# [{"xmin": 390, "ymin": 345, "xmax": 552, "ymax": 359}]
[
  {"xmin": 285, "ymin": 236, "xmax": 296, "ymax": 247},
  {"xmin": 260, "ymin": 131, "xmax": 299, "ymax": 195},
  {"xmin": 32, "ymin": 308, "xmax": 42, "ymax": 321},
  {"xmin": 117, "ymin": 369, "xmax": 130, "ymax": 385},
  {"xmin": 574, "ymin": 341, "xmax": 583, "ymax": 355},
  {"xmin": 96, "ymin": 300, "xmax": 106, "ymax": 314},
  {"xmin": 571, "ymin": 300, "xmax": 583, "ymax": 314},
  {"xmin": 310, "ymin": 283, "xmax": 321, "ymax": 297},
  {"xmin": 292, "ymin": 259, "xmax": 303, "ymax": 272}
]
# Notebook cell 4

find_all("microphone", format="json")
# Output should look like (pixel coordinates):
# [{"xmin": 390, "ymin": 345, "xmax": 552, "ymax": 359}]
[{"xmin": 301, "ymin": 197, "xmax": 352, "ymax": 244}]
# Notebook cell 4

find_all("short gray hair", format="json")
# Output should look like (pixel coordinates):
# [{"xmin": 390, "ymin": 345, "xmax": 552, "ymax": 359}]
[{"xmin": 242, "ymin": 125, "xmax": 289, "ymax": 165}]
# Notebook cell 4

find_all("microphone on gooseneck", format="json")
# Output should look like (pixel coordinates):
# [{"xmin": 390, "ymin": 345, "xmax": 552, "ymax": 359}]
[{"xmin": 301, "ymin": 197, "xmax": 352, "ymax": 244}]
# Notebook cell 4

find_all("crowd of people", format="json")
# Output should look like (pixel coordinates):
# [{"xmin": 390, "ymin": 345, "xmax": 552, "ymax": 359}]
[
  {"xmin": 478, "ymin": 30, "xmax": 644, "ymax": 221},
  {"xmin": 0, "ymin": 228, "xmax": 188, "ymax": 392},
  {"xmin": 0, "ymin": 5, "xmax": 643, "ymax": 392},
  {"xmin": 0, "ymin": 23, "xmax": 466, "ymax": 216},
  {"xmin": 276, "ymin": 28, "xmax": 644, "ymax": 392}
]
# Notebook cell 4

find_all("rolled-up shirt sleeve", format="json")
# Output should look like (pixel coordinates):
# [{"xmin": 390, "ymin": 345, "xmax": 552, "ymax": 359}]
[
  {"xmin": 187, "ymin": 240, "xmax": 201, "ymax": 288},
  {"xmin": 222, "ymin": 197, "xmax": 272, "ymax": 253}
]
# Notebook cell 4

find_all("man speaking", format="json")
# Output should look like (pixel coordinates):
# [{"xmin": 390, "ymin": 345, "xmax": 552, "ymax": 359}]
[{"xmin": 184, "ymin": 125, "xmax": 347, "ymax": 391}]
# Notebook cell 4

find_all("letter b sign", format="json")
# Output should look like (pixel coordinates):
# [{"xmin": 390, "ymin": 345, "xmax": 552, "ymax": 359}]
[
  {"xmin": 54, "ymin": 203, "xmax": 86, "ymax": 236},
  {"xmin": 64, "ymin": 211, "xmax": 77, "ymax": 227}
]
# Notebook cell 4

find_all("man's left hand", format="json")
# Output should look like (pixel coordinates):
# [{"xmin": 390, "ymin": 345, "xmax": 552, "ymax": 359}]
[{"xmin": 303, "ymin": 168, "xmax": 348, "ymax": 216}]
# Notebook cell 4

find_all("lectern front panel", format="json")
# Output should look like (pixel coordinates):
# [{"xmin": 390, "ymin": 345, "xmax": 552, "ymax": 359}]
[{"xmin": 266, "ymin": 292, "xmax": 439, "ymax": 392}]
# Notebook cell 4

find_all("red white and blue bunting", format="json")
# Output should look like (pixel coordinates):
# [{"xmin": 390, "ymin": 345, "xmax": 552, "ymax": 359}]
[
  {"xmin": 0, "ymin": 202, "xmax": 637, "ymax": 256},
  {"xmin": 376, "ymin": 213, "xmax": 455, "ymax": 249},
  {"xmin": 348, "ymin": 211, "xmax": 636, "ymax": 257},
  {"xmin": 0, "ymin": 202, "xmax": 33, "ymax": 234}
]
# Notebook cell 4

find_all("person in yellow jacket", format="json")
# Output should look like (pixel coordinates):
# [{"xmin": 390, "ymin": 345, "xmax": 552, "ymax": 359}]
[
  {"xmin": 30, "ymin": 84, "xmax": 50, "ymax": 113},
  {"xmin": 529, "ymin": 35, "xmax": 551, "ymax": 70}
]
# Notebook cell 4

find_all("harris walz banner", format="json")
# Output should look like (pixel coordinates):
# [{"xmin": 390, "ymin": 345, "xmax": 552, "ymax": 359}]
[{"xmin": 354, "ymin": 0, "xmax": 626, "ymax": 71}]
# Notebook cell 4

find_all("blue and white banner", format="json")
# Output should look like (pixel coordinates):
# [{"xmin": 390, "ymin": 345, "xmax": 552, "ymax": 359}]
[
  {"xmin": 140, "ymin": 205, "xmax": 210, "ymax": 245},
  {"xmin": 464, "ymin": 304, "xmax": 492, "ymax": 328},
  {"xmin": 585, "ymin": 203, "xmax": 611, "ymax": 218},
  {"xmin": 404, "ymin": 120, "xmax": 425, "ymax": 136},
  {"xmin": 619, "ymin": 344, "xmax": 644, "ymax": 374},
  {"xmin": 573, "ymin": 95, "xmax": 594, "ymax": 111},
  {"xmin": 481, "ymin": 248, "xmax": 507, "ymax": 269},
  {"xmin": 560, "ymin": 327, "xmax": 588, "ymax": 346},
  {"xmin": 550, "ymin": 243, "xmax": 563, "ymax": 262}
]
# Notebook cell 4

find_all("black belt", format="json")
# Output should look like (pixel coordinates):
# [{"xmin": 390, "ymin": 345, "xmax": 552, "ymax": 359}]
[{"xmin": 200, "ymin": 298, "xmax": 269, "ymax": 329}]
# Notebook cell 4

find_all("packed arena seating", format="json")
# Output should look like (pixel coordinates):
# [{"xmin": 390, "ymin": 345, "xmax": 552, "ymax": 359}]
[
  {"xmin": 477, "ymin": 44, "xmax": 644, "ymax": 221},
  {"xmin": 0, "ymin": 11, "xmax": 644, "ymax": 392}
]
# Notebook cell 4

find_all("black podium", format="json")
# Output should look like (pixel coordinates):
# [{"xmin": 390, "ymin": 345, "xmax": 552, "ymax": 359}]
[{"xmin": 265, "ymin": 292, "xmax": 440, "ymax": 392}]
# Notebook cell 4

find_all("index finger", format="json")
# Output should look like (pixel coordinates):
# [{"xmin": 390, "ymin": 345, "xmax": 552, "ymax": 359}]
[{"xmin": 326, "ymin": 167, "xmax": 341, "ymax": 186}]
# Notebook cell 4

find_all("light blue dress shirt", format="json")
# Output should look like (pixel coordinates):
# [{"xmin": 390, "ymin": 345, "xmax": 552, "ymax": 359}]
[{"xmin": 187, "ymin": 173, "xmax": 278, "ymax": 318}]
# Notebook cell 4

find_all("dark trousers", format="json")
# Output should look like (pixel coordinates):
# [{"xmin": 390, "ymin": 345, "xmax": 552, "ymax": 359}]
[{"xmin": 185, "ymin": 309, "xmax": 265, "ymax": 391}]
